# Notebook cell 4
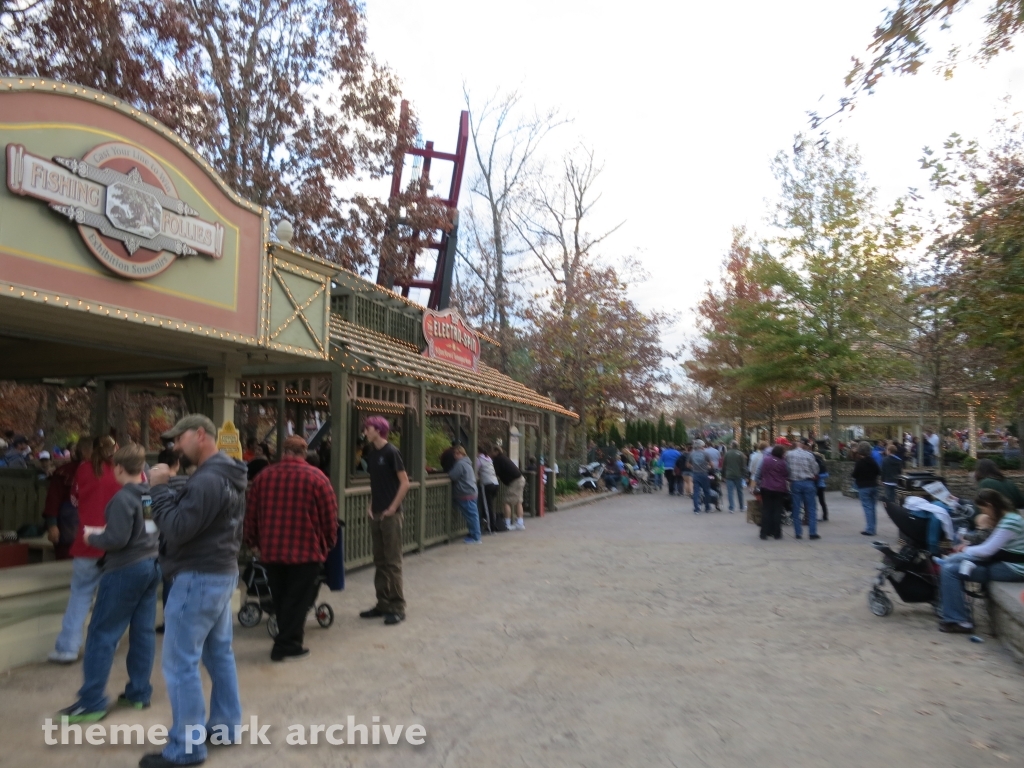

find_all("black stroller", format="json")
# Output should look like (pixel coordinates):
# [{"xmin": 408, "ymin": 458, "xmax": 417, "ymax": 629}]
[
  {"xmin": 867, "ymin": 500, "xmax": 973, "ymax": 617},
  {"xmin": 237, "ymin": 560, "xmax": 335, "ymax": 637}
]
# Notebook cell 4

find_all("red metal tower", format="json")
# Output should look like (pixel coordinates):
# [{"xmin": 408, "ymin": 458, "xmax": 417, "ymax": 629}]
[{"xmin": 377, "ymin": 100, "xmax": 469, "ymax": 310}]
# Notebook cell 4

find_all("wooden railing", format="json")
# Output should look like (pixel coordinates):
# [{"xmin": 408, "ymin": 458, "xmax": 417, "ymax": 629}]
[
  {"xmin": 342, "ymin": 478, "xmax": 455, "ymax": 570},
  {"xmin": 0, "ymin": 470, "xmax": 47, "ymax": 532}
]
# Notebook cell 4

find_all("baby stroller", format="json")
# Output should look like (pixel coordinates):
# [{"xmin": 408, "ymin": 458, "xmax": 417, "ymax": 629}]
[
  {"xmin": 633, "ymin": 465, "xmax": 655, "ymax": 494},
  {"xmin": 867, "ymin": 499, "xmax": 973, "ymax": 617},
  {"xmin": 707, "ymin": 473, "xmax": 722, "ymax": 511},
  {"xmin": 238, "ymin": 559, "xmax": 335, "ymax": 637}
]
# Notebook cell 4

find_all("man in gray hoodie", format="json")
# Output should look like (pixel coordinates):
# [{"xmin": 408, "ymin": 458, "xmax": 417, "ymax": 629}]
[
  {"xmin": 57, "ymin": 443, "xmax": 161, "ymax": 723},
  {"xmin": 141, "ymin": 415, "xmax": 247, "ymax": 768},
  {"xmin": 449, "ymin": 445, "xmax": 481, "ymax": 543}
]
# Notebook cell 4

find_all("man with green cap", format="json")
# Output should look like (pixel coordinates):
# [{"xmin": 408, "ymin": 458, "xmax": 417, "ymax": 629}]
[{"xmin": 139, "ymin": 414, "xmax": 248, "ymax": 767}]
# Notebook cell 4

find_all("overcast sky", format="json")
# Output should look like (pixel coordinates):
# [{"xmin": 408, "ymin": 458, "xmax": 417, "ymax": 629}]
[{"xmin": 362, "ymin": 1, "xmax": 1024, "ymax": 357}]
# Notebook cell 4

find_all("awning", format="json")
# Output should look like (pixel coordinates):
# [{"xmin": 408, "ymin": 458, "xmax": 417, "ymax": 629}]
[{"xmin": 329, "ymin": 316, "xmax": 576, "ymax": 419}]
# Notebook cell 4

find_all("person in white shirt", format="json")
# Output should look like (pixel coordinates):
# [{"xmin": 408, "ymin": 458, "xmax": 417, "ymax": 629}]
[
  {"xmin": 475, "ymin": 447, "xmax": 500, "ymax": 533},
  {"xmin": 747, "ymin": 442, "xmax": 767, "ymax": 494}
]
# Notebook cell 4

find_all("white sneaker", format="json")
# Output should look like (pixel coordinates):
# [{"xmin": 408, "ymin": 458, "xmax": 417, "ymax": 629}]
[
  {"xmin": 48, "ymin": 650, "xmax": 78, "ymax": 664},
  {"xmin": 515, "ymin": 519, "xmax": 526, "ymax": 531},
  {"xmin": 505, "ymin": 521, "xmax": 515, "ymax": 531}
]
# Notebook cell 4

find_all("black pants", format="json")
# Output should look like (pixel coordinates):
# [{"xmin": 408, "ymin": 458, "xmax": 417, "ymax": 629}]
[
  {"xmin": 760, "ymin": 489, "xmax": 785, "ymax": 539},
  {"xmin": 480, "ymin": 484, "xmax": 500, "ymax": 532},
  {"xmin": 817, "ymin": 486, "xmax": 829, "ymax": 520},
  {"xmin": 265, "ymin": 562, "xmax": 321, "ymax": 654},
  {"xmin": 667, "ymin": 474, "xmax": 679, "ymax": 495}
]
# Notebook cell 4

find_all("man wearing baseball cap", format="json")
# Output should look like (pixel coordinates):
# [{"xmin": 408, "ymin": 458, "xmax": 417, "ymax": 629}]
[{"xmin": 140, "ymin": 414, "xmax": 247, "ymax": 767}]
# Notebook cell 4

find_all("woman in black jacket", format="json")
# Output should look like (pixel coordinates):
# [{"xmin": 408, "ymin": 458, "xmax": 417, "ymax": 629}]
[{"xmin": 852, "ymin": 441, "xmax": 881, "ymax": 536}]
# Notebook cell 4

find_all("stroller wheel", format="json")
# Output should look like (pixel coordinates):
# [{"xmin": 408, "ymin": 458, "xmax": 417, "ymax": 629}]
[
  {"xmin": 868, "ymin": 589, "xmax": 894, "ymax": 617},
  {"xmin": 267, "ymin": 615, "xmax": 279, "ymax": 638},
  {"xmin": 237, "ymin": 602, "xmax": 262, "ymax": 628},
  {"xmin": 316, "ymin": 603, "xmax": 335, "ymax": 628}
]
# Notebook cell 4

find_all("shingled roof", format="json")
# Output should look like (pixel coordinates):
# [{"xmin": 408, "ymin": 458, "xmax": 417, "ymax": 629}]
[{"xmin": 329, "ymin": 315, "xmax": 576, "ymax": 419}]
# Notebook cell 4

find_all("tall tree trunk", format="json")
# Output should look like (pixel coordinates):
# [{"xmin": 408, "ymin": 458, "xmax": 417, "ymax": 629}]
[
  {"xmin": 490, "ymin": 201, "xmax": 509, "ymax": 373},
  {"xmin": 829, "ymin": 384, "xmax": 839, "ymax": 460}
]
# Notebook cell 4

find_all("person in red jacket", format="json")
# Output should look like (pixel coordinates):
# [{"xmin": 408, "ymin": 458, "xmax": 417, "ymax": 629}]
[
  {"xmin": 244, "ymin": 435, "xmax": 338, "ymax": 662},
  {"xmin": 43, "ymin": 437, "xmax": 92, "ymax": 560},
  {"xmin": 48, "ymin": 436, "xmax": 120, "ymax": 664}
]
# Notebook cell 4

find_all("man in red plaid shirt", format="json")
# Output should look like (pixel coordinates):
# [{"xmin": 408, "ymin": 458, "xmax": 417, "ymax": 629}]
[{"xmin": 244, "ymin": 435, "xmax": 338, "ymax": 662}]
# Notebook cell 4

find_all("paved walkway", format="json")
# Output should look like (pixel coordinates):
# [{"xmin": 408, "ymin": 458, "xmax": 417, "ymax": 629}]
[{"xmin": 3, "ymin": 491, "xmax": 1024, "ymax": 767}]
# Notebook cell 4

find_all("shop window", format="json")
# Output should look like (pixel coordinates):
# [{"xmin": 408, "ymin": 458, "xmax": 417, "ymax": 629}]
[
  {"xmin": 478, "ymin": 419, "xmax": 509, "ymax": 458},
  {"xmin": 425, "ymin": 413, "xmax": 470, "ymax": 473},
  {"xmin": 235, "ymin": 401, "xmax": 279, "ymax": 459}
]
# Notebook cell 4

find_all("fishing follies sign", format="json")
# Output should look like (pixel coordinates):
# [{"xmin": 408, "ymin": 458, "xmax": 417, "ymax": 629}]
[{"xmin": 6, "ymin": 141, "xmax": 224, "ymax": 279}]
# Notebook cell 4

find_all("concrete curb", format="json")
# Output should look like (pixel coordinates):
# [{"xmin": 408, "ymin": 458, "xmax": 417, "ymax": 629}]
[{"xmin": 551, "ymin": 491, "xmax": 619, "ymax": 512}]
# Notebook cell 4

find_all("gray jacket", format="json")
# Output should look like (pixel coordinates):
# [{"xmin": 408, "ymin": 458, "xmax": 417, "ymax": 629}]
[
  {"xmin": 88, "ymin": 482, "xmax": 159, "ymax": 572},
  {"xmin": 448, "ymin": 456, "xmax": 478, "ymax": 499},
  {"xmin": 151, "ymin": 452, "xmax": 247, "ymax": 579}
]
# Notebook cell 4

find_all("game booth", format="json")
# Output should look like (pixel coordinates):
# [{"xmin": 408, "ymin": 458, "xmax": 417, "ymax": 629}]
[{"xmin": 0, "ymin": 78, "xmax": 576, "ymax": 670}]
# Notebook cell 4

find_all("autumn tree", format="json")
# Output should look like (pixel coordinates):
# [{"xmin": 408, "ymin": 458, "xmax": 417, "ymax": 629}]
[
  {"xmin": 850, "ymin": 1, "xmax": 1024, "ymax": 94},
  {"xmin": 686, "ymin": 228, "xmax": 779, "ymax": 450},
  {"xmin": 1, "ymin": 0, "xmax": 410, "ymax": 272},
  {"xmin": 523, "ymin": 264, "xmax": 668, "ymax": 460},
  {"xmin": 923, "ymin": 120, "xmax": 1024, "ymax": 436},
  {"xmin": 750, "ymin": 137, "xmax": 908, "ymax": 456}
]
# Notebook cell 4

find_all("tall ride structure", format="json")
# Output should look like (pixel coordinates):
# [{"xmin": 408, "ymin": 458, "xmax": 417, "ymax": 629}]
[{"xmin": 376, "ymin": 101, "xmax": 469, "ymax": 310}]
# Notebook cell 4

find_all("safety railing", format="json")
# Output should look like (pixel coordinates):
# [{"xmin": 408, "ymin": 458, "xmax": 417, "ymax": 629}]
[
  {"xmin": 343, "ymin": 477, "xmax": 454, "ymax": 569},
  {"xmin": 423, "ymin": 479, "xmax": 451, "ymax": 546}
]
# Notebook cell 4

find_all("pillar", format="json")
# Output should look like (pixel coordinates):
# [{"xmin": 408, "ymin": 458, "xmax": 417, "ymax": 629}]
[
  {"xmin": 209, "ymin": 364, "xmax": 242, "ymax": 430},
  {"xmin": 548, "ymin": 411, "xmax": 558, "ymax": 512},
  {"xmin": 470, "ymin": 398, "xmax": 479, "ymax": 463},
  {"xmin": 417, "ymin": 384, "xmax": 428, "ymax": 550},
  {"xmin": 330, "ymin": 369, "xmax": 348, "ymax": 497}
]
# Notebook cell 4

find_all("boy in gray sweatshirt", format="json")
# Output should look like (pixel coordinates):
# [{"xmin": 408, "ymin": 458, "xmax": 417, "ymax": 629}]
[{"xmin": 58, "ymin": 444, "xmax": 161, "ymax": 723}]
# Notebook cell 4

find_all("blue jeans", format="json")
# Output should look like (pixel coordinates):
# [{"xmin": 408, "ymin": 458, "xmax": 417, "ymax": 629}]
[
  {"xmin": 76, "ymin": 557, "xmax": 160, "ymax": 712},
  {"xmin": 791, "ymin": 480, "xmax": 818, "ymax": 537},
  {"xmin": 162, "ymin": 571, "xmax": 242, "ymax": 763},
  {"xmin": 54, "ymin": 557, "xmax": 102, "ymax": 655},
  {"xmin": 692, "ymin": 472, "xmax": 711, "ymax": 512},
  {"xmin": 726, "ymin": 478, "xmax": 744, "ymax": 511},
  {"xmin": 940, "ymin": 559, "xmax": 1024, "ymax": 625},
  {"xmin": 457, "ymin": 498, "xmax": 481, "ymax": 541},
  {"xmin": 858, "ymin": 486, "xmax": 878, "ymax": 534}
]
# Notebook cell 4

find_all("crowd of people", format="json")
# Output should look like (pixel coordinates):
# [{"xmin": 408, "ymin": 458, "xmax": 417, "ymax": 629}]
[
  {"xmin": 9, "ymin": 410, "xmax": 1024, "ymax": 761},
  {"xmin": 589, "ymin": 437, "xmax": 830, "ymax": 530},
  {"xmin": 15, "ymin": 412, "xmax": 537, "ymax": 766}
]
